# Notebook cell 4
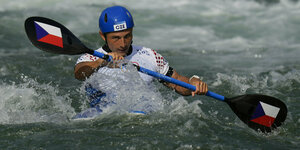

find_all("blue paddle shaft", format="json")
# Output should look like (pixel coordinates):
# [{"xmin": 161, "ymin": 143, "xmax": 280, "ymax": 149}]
[
  {"xmin": 92, "ymin": 50, "xmax": 226, "ymax": 101},
  {"xmin": 93, "ymin": 51, "xmax": 113, "ymax": 62}
]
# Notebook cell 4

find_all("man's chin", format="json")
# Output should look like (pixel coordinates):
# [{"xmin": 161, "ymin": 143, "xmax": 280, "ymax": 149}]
[{"xmin": 117, "ymin": 51, "xmax": 128, "ymax": 56}]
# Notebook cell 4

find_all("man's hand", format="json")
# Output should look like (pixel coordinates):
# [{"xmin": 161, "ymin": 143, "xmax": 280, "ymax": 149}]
[
  {"xmin": 106, "ymin": 52, "xmax": 125, "ymax": 68},
  {"xmin": 189, "ymin": 77, "xmax": 208, "ymax": 96},
  {"xmin": 108, "ymin": 52, "xmax": 125, "ymax": 61}
]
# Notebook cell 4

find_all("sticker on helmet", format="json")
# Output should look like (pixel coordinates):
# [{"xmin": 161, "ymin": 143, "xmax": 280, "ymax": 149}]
[{"xmin": 113, "ymin": 22, "xmax": 127, "ymax": 31}]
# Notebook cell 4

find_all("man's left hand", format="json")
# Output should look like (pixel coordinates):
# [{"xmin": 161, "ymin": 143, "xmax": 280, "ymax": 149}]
[{"xmin": 189, "ymin": 77, "xmax": 208, "ymax": 96}]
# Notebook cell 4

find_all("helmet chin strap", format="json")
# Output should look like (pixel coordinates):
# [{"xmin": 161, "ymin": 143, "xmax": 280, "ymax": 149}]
[{"xmin": 104, "ymin": 33, "xmax": 108, "ymax": 44}]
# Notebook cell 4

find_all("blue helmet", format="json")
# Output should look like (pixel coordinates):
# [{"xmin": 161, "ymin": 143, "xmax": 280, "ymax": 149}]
[{"xmin": 99, "ymin": 6, "xmax": 134, "ymax": 33}]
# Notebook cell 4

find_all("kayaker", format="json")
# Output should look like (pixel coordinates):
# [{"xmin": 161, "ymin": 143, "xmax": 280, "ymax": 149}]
[{"xmin": 74, "ymin": 5, "xmax": 208, "ymax": 108}]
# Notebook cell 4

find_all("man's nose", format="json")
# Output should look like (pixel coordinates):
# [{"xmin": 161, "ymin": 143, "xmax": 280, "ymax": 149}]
[{"xmin": 119, "ymin": 38, "xmax": 126, "ymax": 48}]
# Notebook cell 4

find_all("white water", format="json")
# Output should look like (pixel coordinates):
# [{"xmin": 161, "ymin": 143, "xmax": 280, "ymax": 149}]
[
  {"xmin": 0, "ymin": 77, "xmax": 74, "ymax": 124},
  {"xmin": 83, "ymin": 62, "xmax": 168, "ymax": 114}
]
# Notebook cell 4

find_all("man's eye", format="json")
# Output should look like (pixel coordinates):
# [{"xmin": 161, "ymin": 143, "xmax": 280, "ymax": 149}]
[{"xmin": 125, "ymin": 34, "xmax": 132, "ymax": 38}]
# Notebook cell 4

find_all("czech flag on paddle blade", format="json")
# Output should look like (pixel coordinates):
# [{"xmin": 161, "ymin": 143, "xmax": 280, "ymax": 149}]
[
  {"xmin": 34, "ymin": 21, "xmax": 63, "ymax": 48},
  {"xmin": 251, "ymin": 101, "xmax": 280, "ymax": 127}
]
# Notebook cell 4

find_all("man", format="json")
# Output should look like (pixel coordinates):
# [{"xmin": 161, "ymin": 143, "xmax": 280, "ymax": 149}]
[{"xmin": 74, "ymin": 6, "xmax": 208, "ymax": 111}]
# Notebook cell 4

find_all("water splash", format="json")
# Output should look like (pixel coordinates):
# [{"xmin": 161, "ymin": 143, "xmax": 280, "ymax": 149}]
[
  {"xmin": 211, "ymin": 73, "xmax": 267, "ymax": 95},
  {"xmin": 0, "ymin": 76, "xmax": 75, "ymax": 124},
  {"xmin": 82, "ymin": 61, "xmax": 165, "ymax": 114}
]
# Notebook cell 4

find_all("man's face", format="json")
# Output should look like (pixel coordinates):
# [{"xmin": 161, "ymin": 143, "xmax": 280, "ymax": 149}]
[{"xmin": 100, "ymin": 28, "xmax": 133, "ymax": 56}]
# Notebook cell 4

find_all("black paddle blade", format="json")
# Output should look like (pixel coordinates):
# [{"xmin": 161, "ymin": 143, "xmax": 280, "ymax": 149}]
[
  {"xmin": 226, "ymin": 94, "xmax": 287, "ymax": 133},
  {"xmin": 24, "ymin": 16, "xmax": 93, "ymax": 55}
]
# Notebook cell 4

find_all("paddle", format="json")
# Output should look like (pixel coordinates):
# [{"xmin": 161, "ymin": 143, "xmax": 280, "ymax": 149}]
[{"xmin": 24, "ymin": 16, "xmax": 287, "ymax": 133}]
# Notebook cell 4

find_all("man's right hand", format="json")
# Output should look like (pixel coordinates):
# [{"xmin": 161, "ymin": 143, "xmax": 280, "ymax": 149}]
[
  {"xmin": 106, "ymin": 52, "xmax": 126, "ymax": 68},
  {"xmin": 108, "ymin": 52, "xmax": 125, "ymax": 61}
]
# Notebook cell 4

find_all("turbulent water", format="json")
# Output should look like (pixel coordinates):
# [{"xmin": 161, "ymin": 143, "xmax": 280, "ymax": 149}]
[{"xmin": 0, "ymin": 0, "xmax": 299, "ymax": 149}]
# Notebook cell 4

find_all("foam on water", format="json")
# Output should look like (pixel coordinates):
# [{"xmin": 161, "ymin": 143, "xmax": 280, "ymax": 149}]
[
  {"xmin": 82, "ymin": 61, "xmax": 169, "ymax": 114},
  {"xmin": 131, "ymin": 0, "xmax": 300, "ymax": 53},
  {"xmin": 0, "ymin": 77, "xmax": 75, "ymax": 124},
  {"xmin": 211, "ymin": 67, "xmax": 300, "ymax": 96},
  {"xmin": 2, "ymin": 0, "xmax": 298, "ymax": 53}
]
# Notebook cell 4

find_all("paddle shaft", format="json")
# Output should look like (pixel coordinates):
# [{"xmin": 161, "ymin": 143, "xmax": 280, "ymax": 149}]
[{"xmin": 92, "ymin": 51, "xmax": 226, "ymax": 101}]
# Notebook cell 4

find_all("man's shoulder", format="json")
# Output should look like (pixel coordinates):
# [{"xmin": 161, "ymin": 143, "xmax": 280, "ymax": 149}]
[
  {"xmin": 94, "ymin": 47, "xmax": 107, "ymax": 54},
  {"xmin": 132, "ymin": 45, "xmax": 150, "ymax": 51},
  {"xmin": 75, "ymin": 47, "xmax": 105, "ymax": 65},
  {"xmin": 130, "ymin": 45, "xmax": 155, "ymax": 57}
]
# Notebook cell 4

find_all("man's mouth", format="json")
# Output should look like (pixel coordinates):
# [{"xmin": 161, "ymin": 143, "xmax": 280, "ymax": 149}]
[{"xmin": 118, "ymin": 49, "xmax": 127, "ymax": 52}]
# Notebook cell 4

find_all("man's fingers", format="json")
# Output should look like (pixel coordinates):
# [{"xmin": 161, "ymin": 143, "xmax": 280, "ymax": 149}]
[
  {"xmin": 196, "ymin": 82, "xmax": 201, "ymax": 95},
  {"xmin": 192, "ymin": 81, "xmax": 208, "ymax": 95},
  {"xmin": 201, "ymin": 82, "xmax": 208, "ymax": 94},
  {"xmin": 108, "ymin": 53, "xmax": 124, "ymax": 61}
]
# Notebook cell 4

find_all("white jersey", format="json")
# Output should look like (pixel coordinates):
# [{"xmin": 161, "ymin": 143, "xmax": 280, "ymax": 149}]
[{"xmin": 76, "ymin": 45, "xmax": 170, "ymax": 83}]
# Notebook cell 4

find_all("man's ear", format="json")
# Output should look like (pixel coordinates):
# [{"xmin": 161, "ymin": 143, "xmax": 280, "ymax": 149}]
[{"xmin": 99, "ymin": 31, "xmax": 106, "ymax": 41}]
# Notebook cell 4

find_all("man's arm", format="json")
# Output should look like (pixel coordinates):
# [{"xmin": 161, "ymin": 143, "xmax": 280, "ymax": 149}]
[
  {"xmin": 163, "ymin": 69, "xmax": 208, "ymax": 96},
  {"xmin": 74, "ymin": 58, "xmax": 106, "ymax": 81},
  {"xmin": 74, "ymin": 52, "xmax": 125, "ymax": 81}
]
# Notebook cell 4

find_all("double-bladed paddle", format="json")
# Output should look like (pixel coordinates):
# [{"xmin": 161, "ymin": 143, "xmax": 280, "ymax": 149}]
[{"xmin": 24, "ymin": 16, "xmax": 287, "ymax": 133}]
